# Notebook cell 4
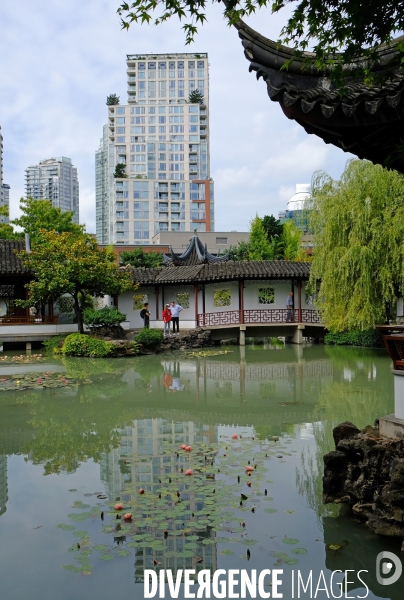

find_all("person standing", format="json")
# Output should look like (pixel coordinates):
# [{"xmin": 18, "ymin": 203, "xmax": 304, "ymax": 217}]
[
  {"xmin": 285, "ymin": 291, "xmax": 294, "ymax": 322},
  {"xmin": 170, "ymin": 300, "xmax": 183, "ymax": 335},
  {"xmin": 162, "ymin": 303, "xmax": 172, "ymax": 337},
  {"xmin": 140, "ymin": 302, "xmax": 150, "ymax": 328}
]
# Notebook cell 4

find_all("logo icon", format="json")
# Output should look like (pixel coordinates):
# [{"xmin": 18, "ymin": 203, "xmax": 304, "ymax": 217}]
[{"xmin": 376, "ymin": 551, "xmax": 402, "ymax": 586}]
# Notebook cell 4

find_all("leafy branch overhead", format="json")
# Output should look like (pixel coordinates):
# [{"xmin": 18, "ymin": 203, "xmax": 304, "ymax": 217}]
[{"xmin": 117, "ymin": 0, "xmax": 404, "ymax": 75}]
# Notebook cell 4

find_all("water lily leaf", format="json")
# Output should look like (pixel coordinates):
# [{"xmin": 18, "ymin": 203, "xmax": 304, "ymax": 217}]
[
  {"xmin": 285, "ymin": 558, "xmax": 299, "ymax": 565},
  {"xmin": 100, "ymin": 554, "xmax": 114, "ymax": 560},
  {"xmin": 73, "ymin": 530, "xmax": 89, "ymax": 538},
  {"xmin": 291, "ymin": 548, "xmax": 307, "ymax": 554},
  {"xmin": 282, "ymin": 537, "xmax": 299, "ymax": 545},
  {"xmin": 221, "ymin": 549, "xmax": 234, "ymax": 555},
  {"xmin": 56, "ymin": 524, "xmax": 75, "ymax": 530},
  {"xmin": 116, "ymin": 549, "xmax": 130, "ymax": 556},
  {"xmin": 273, "ymin": 552, "xmax": 289, "ymax": 559},
  {"xmin": 241, "ymin": 539, "xmax": 257, "ymax": 545},
  {"xmin": 93, "ymin": 545, "xmax": 107, "ymax": 551},
  {"xmin": 264, "ymin": 508, "xmax": 277, "ymax": 513}
]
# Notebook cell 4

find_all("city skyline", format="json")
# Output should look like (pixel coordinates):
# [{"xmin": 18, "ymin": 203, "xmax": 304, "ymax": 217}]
[{"xmin": 0, "ymin": 1, "xmax": 353, "ymax": 234}]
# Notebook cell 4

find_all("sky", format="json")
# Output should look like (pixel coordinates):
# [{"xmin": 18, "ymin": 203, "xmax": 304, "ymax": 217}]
[{"xmin": 0, "ymin": 0, "xmax": 353, "ymax": 233}]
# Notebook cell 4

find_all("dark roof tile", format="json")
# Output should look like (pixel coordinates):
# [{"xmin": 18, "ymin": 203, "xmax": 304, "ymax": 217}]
[{"xmin": 0, "ymin": 239, "xmax": 29, "ymax": 275}]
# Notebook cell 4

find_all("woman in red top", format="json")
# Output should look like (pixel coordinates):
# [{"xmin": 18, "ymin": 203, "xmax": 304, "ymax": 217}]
[{"xmin": 162, "ymin": 304, "xmax": 172, "ymax": 337}]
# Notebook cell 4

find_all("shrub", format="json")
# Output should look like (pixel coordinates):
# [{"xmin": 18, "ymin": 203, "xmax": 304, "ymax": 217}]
[
  {"xmin": 83, "ymin": 306, "xmax": 127, "ymax": 329},
  {"xmin": 324, "ymin": 329, "xmax": 383, "ymax": 348},
  {"xmin": 42, "ymin": 335, "xmax": 67, "ymax": 354},
  {"xmin": 62, "ymin": 333, "xmax": 115, "ymax": 357},
  {"xmin": 134, "ymin": 328, "xmax": 163, "ymax": 348}
]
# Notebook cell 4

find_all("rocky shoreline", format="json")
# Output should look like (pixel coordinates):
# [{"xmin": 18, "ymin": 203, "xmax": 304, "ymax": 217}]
[{"xmin": 323, "ymin": 421, "xmax": 404, "ymax": 543}]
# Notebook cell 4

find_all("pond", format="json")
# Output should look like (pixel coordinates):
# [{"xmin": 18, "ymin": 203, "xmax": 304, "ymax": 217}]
[{"xmin": 0, "ymin": 343, "xmax": 401, "ymax": 600}]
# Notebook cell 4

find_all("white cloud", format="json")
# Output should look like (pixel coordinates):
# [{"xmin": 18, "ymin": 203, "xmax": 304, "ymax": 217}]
[{"xmin": 0, "ymin": 0, "xmax": 353, "ymax": 233}]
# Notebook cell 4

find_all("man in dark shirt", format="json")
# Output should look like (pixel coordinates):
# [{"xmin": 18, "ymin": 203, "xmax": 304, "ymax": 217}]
[{"xmin": 140, "ymin": 302, "xmax": 150, "ymax": 328}]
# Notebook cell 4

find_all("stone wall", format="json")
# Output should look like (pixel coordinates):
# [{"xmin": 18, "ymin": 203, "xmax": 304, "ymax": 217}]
[{"xmin": 323, "ymin": 421, "xmax": 404, "ymax": 539}]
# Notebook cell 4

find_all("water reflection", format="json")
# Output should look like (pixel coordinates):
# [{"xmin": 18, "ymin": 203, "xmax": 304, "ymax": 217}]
[{"xmin": 0, "ymin": 345, "xmax": 397, "ymax": 600}]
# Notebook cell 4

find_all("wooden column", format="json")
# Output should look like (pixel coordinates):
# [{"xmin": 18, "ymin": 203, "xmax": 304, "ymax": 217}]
[
  {"xmin": 239, "ymin": 279, "xmax": 244, "ymax": 324},
  {"xmin": 155, "ymin": 286, "xmax": 159, "ymax": 320},
  {"xmin": 194, "ymin": 284, "xmax": 199, "ymax": 326},
  {"xmin": 202, "ymin": 284, "xmax": 206, "ymax": 315},
  {"xmin": 297, "ymin": 279, "xmax": 302, "ymax": 323}
]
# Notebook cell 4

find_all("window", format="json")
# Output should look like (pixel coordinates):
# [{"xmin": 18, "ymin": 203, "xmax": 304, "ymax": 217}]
[
  {"xmin": 305, "ymin": 291, "xmax": 317, "ymax": 305},
  {"xmin": 131, "ymin": 107, "xmax": 145, "ymax": 114},
  {"xmin": 176, "ymin": 292, "xmax": 189, "ymax": 309},
  {"xmin": 134, "ymin": 182, "xmax": 149, "ymax": 199},
  {"xmin": 159, "ymin": 126, "xmax": 166, "ymax": 134},
  {"xmin": 169, "ymin": 125, "xmax": 184, "ymax": 133},
  {"xmin": 116, "ymin": 107, "xmax": 125, "ymax": 115},
  {"xmin": 214, "ymin": 289, "xmax": 231, "ymax": 307},
  {"xmin": 133, "ymin": 294, "xmax": 148, "ymax": 310},
  {"xmin": 169, "ymin": 106, "xmax": 184, "ymax": 114},
  {"xmin": 169, "ymin": 116, "xmax": 184, "ymax": 123},
  {"xmin": 116, "ymin": 127, "xmax": 125, "ymax": 134},
  {"xmin": 149, "ymin": 116, "xmax": 156, "ymax": 124},
  {"xmin": 149, "ymin": 126, "xmax": 156, "ymax": 134},
  {"xmin": 190, "ymin": 115, "xmax": 198, "ymax": 123},
  {"xmin": 216, "ymin": 237, "xmax": 228, "ymax": 244},
  {"xmin": 158, "ymin": 106, "xmax": 166, "ymax": 114},
  {"xmin": 258, "ymin": 287, "xmax": 275, "ymax": 305},
  {"xmin": 131, "ymin": 126, "xmax": 145, "ymax": 134},
  {"xmin": 130, "ymin": 144, "xmax": 146, "ymax": 152},
  {"xmin": 149, "ymin": 106, "xmax": 156, "ymax": 114},
  {"xmin": 134, "ymin": 201, "xmax": 149, "ymax": 218},
  {"xmin": 189, "ymin": 125, "xmax": 198, "ymax": 133},
  {"xmin": 116, "ymin": 117, "xmax": 125, "ymax": 124}
]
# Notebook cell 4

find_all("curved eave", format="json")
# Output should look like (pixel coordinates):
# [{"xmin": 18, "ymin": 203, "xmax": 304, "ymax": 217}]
[{"xmin": 236, "ymin": 20, "xmax": 404, "ymax": 77}]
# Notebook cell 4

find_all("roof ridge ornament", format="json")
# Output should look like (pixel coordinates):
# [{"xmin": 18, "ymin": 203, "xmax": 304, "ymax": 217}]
[{"xmin": 163, "ymin": 234, "xmax": 230, "ymax": 266}]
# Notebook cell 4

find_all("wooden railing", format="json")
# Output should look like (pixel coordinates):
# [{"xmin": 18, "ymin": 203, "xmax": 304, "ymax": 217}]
[
  {"xmin": 0, "ymin": 316, "xmax": 58, "ymax": 325},
  {"xmin": 197, "ymin": 309, "xmax": 321, "ymax": 327}
]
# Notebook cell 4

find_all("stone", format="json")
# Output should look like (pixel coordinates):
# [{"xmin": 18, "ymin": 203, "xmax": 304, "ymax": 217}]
[
  {"xmin": 324, "ymin": 422, "xmax": 404, "ymax": 539},
  {"xmin": 332, "ymin": 421, "xmax": 360, "ymax": 446}
]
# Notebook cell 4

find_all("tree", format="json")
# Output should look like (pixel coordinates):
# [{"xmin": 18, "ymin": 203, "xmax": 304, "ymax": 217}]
[
  {"xmin": 228, "ymin": 240, "xmax": 251, "ymax": 261},
  {"xmin": 12, "ymin": 198, "xmax": 84, "ymax": 246},
  {"xmin": 120, "ymin": 248, "xmax": 163, "ymax": 268},
  {"xmin": 16, "ymin": 232, "xmax": 134, "ymax": 333},
  {"xmin": 114, "ymin": 163, "xmax": 127, "ymax": 178},
  {"xmin": 188, "ymin": 89, "xmax": 204, "ymax": 104},
  {"xmin": 117, "ymin": 0, "xmax": 404, "ymax": 78},
  {"xmin": 106, "ymin": 94, "xmax": 120, "ymax": 105},
  {"xmin": 309, "ymin": 159, "xmax": 404, "ymax": 332},
  {"xmin": 0, "ymin": 205, "xmax": 21, "ymax": 240},
  {"xmin": 248, "ymin": 214, "xmax": 275, "ymax": 260},
  {"xmin": 281, "ymin": 219, "xmax": 302, "ymax": 261},
  {"xmin": 262, "ymin": 215, "xmax": 283, "ymax": 241}
]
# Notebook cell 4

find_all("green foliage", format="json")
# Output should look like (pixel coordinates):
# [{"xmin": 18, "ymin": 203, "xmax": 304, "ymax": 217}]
[
  {"xmin": 188, "ymin": 89, "xmax": 204, "ymax": 104},
  {"xmin": 42, "ymin": 335, "xmax": 67, "ymax": 354},
  {"xmin": 106, "ymin": 94, "xmax": 120, "ymax": 105},
  {"xmin": 12, "ymin": 197, "xmax": 84, "ymax": 246},
  {"xmin": 281, "ymin": 219, "xmax": 302, "ymax": 261},
  {"xmin": 262, "ymin": 215, "xmax": 283, "ymax": 241},
  {"xmin": 63, "ymin": 333, "xmax": 115, "ymax": 357},
  {"xmin": 16, "ymin": 231, "xmax": 134, "ymax": 333},
  {"xmin": 309, "ymin": 159, "xmax": 404, "ymax": 331},
  {"xmin": 248, "ymin": 214, "xmax": 275, "ymax": 260},
  {"xmin": 324, "ymin": 329, "xmax": 383, "ymax": 348},
  {"xmin": 114, "ymin": 163, "xmax": 127, "ymax": 178},
  {"xmin": 118, "ymin": 0, "xmax": 404, "ymax": 81},
  {"xmin": 120, "ymin": 248, "xmax": 163, "ymax": 268},
  {"xmin": 83, "ymin": 306, "xmax": 127, "ymax": 329},
  {"xmin": 0, "ymin": 205, "xmax": 21, "ymax": 239},
  {"xmin": 228, "ymin": 240, "xmax": 251, "ymax": 261},
  {"xmin": 134, "ymin": 328, "xmax": 163, "ymax": 347}
]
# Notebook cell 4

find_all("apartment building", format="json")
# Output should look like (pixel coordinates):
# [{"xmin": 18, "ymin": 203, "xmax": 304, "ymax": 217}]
[
  {"xmin": 0, "ymin": 126, "xmax": 10, "ymax": 223},
  {"xmin": 96, "ymin": 53, "xmax": 213, "ymax": 245},
  {"xmin": 25, "ymin": 156, "xmax": 79, "ymax": 223}
]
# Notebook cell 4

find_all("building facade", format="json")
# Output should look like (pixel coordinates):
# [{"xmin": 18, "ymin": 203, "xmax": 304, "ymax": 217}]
[
  {"xmin": 25, "ymin": 157, "xmax": 79, "ymax": 223},
  {"xmin": 96, "ymin": 52, "xmax": 213, "ymax": 245},
  {"xmin": 0, "ymin": 126, "xmax": 10, "ymax": 223}
]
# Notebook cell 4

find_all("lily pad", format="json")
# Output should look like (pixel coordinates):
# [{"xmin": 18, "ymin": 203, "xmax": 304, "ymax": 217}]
[
  {"xmin": 282, "ymin": 537, "xmax": 299, "ymax": 545},
  {"xmin": 56, "ymin": 524, "xmax": 75, "ymax": 530},
  {"xmin": 291, "ymin": 548, "xmax": 307, "ymax": 554},
  {"xmin": 264, "ymin": 508, "xmax": 277, "ymax": 513},
  {"xmin": 221, "ymin": 549, "xmax": 235, "ymax": 555},
  {"xmin": 285, "ymin": 558, "xmax": 299, "ymax": 565},
  {"xmin": 100, "ymin": 554, "xmax": 114, "ymax": 561}
]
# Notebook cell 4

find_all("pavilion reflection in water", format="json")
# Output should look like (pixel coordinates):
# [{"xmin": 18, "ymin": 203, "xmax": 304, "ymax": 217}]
[{"xmin": 100, "ymin": 418, "xmax": 219, "ymax": 581}]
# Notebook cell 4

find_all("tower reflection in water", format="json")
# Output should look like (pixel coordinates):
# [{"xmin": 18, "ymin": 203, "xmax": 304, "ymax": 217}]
[{"xmin": 101, "ymin": 417, "xmax": 219, "ymax": 581}]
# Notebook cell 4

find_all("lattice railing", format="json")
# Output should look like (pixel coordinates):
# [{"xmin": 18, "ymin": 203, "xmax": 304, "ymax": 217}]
[
  {"xmin": 0, "ymin": 316, "xmax": 58, "ymax": 325},
  {"xmin": 197, "ymin": 311, "xmax": 241, "ymax": 327},
  {"xmin": 198, "ymin": 309, "xmax": 322, "ymax": 326},
  {"xmin": 244, "ymin": 309, "xmax": 297, "ymax": 324}
]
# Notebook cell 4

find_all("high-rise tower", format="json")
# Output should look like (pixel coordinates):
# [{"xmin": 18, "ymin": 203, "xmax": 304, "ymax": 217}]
[
  {"xmin": 0, "ymin": 126, "xmax": 10, "ymax": 224},
  {"xmin": 25, "ymin": 157, "xmax": 79, "ymax": 223},
  {"xmin": 96, "ymin": 53, "xmax": 213, "ymax": 245}
]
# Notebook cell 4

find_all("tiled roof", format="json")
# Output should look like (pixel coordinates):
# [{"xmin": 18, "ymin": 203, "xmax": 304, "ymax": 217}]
[
  {"xmin": 131, "ymin": 260, "xmax": 310, "ymax": 285},
  {"xmin": 164, "ymin": 235, "xmax": 229, "ymax": 266},
  {"xmin": 0, "ymin": 239, "xmax": 29, "ymax": 275}
]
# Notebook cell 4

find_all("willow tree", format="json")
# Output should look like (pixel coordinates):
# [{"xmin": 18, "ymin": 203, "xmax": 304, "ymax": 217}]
[{"xmin": 309, "ymin": 159, "xmax": 404, "ymax": 331}]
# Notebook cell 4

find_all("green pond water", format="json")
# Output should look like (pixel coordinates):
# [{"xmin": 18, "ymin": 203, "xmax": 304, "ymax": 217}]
[{"xmin": 0, "ymin": 343, "xmax": 401, "ymax": 599}]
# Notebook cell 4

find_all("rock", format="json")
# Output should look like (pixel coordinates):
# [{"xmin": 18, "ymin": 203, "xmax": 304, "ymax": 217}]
[
  {"xmin": 90, "ymin": 325, "xmax": 127, "ymax": 339},
  {"xmin": 333, "ymin": 421, "xmax": 360, "ymax": 446},
  {"xmin": 324, "ymin": 422, "xmax": 404, "ymax": 539}
]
